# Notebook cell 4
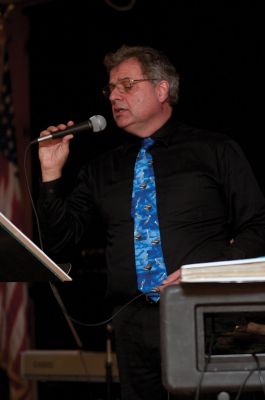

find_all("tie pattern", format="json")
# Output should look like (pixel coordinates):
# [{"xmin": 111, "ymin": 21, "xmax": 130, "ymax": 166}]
[{"xmin": 131, "ymin": 137, "xmax": 168, "ymax": 301}]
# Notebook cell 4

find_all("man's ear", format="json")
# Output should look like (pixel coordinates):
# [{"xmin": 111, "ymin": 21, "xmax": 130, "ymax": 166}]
[{"xmin": 156, "ymin": 80, "xmax": 170, "ymax": 102}]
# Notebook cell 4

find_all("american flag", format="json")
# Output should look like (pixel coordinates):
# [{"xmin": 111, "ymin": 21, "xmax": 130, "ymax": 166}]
[
  {"xmin": 0, "ymin": 44, "xmax": 22, "ymax": 226},
  {"xmin": 0, "ymin": 283, "xmax": 32, "ymax": 400},
  {"xmin": 0, "ymin": 31, "xmax": 32, "ymax": 400}
]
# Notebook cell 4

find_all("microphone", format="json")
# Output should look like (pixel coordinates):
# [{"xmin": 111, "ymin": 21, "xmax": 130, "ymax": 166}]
[{"xmin": 31, "ymin": 115, "xmax": 107, "ymax": 144}]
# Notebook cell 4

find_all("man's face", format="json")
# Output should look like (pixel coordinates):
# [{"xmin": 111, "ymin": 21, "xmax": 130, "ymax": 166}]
[{"xmin": 108, "ymin": 58, "xmax": 165, "ymax": 138}]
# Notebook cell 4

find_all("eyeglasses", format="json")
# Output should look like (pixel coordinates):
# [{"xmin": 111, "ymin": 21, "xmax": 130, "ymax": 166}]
[{"xmin": 102, "ymin": 78, "xmax": 158, "ymax": 98}]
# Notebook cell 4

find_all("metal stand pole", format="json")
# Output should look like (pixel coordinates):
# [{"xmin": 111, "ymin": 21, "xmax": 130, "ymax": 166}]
[{"xmin": 106, "ymin": 323, "xmax": 113, "ymax": 400}]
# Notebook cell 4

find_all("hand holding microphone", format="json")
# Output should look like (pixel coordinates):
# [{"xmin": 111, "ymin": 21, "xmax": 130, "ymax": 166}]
[
  {"xmin": 32, "ymin": 115, "xmax": 107, "ymax": 144},
  {"xmin": 37, "ymin": 115, "xmax": 107, "ymax": 182}
]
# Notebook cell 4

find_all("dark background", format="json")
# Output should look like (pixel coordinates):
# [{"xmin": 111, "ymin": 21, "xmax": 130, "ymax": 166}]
[{"xmin": 22, "ymin": 1, "xmax": 264, "ymax": 398}]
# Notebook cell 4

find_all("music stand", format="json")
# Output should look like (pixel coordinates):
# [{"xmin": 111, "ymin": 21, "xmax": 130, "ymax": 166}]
[
  {"xmin": 0, "ymin": 212, "xmax": 72, "ymax": 281},
  {"xmin": 160, "ymin": 283, "xmax": 265, "ymax": 398}
]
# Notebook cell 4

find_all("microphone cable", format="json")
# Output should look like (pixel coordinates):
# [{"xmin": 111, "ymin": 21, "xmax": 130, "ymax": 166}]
[
  {"xmin": 24, "ymin": 141, "xmax": 44, "ymax": 251},
  {"xmin": 62, "ymin": 290, "xmax": 156, "ymax": 328},
  {"xmin": 23, "ymin": 140, "xmax": 84, "ymax": 348},
  {"xmin": 23, "ymin": 138, "xmax": 161, "ymax": 344}
]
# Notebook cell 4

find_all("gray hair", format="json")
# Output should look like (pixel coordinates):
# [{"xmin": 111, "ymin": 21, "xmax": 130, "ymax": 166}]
[{"xmin": 103, "ymin": 45, "xmax": 180, "ymax": 105}]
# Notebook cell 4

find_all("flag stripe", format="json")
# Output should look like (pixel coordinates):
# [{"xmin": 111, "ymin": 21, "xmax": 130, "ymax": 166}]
[{"xmin": 0, "ymin": 20, "xmax": 32, "ymax": 400}]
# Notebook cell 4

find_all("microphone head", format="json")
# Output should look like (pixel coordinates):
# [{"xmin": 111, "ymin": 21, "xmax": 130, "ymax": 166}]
[{"xmin": 89, "ymin": 115, "xmax": 107, "ymax": 132}]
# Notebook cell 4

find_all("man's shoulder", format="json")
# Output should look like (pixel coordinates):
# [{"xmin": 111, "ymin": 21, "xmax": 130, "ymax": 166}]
[{"xmin": 175, "ymin": 120, "xmax": 233, "ymax": 145}]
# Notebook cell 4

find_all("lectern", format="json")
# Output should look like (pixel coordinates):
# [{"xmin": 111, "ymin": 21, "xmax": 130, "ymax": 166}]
[
  {"xmin": 0, "ymin": 212, "xmax": 72, "ymax": 281},
  {"xmin": 160, "ymin": 283, "xmax": 265, "ymax": 398}
]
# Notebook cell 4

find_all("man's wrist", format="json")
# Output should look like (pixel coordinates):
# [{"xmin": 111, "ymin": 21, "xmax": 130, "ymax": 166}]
[{"xmin": 41, "ymin": 169, "xmax": 62, "ymax": 182}]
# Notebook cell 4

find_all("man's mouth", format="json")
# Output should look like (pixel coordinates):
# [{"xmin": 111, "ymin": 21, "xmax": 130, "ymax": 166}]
[{"xmin": 113, "ymin": 107, "xmax": 126, "ymax": 116}]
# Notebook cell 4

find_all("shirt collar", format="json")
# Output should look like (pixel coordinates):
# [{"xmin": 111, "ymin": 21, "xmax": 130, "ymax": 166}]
[
  {"xmin": 151, "ymin": 112, "xmax": 179, "ymax": 147},
  {"xmin": 121, "ymin": 111, "xmax": 179, "ymax": 153}
]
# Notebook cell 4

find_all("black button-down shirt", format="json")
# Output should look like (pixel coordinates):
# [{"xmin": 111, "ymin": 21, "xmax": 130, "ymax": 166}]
[{"xmin": 38, "ymin": 115, "xmax": 265, "ymax": 300}]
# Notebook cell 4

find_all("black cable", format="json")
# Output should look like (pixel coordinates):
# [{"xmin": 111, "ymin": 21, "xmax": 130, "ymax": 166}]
[
  {"xmin": 66, "ymin": 290, "xmax": 155, "ymax": 328},
  {"xmin": 252, "ymin": 353, "xmax": 265, "ymax": 397},
  {"xmin": 24, "ymin": 138, "xmax": 162, "ymax": 400},
  {"xmin": 193, "ymin": 340, "xmax": 263, "ymax": 400},
  {"xmin": 24, "ymin": 142, "xmax": 84, "ymax": 349},
  {"xmin": 24, "ymin": 142, "xmax": 161, "ymax": 346},
  {"xmin": 234, "ymin": 368, "xmax": 256, "ymax": 400},
  {"xmin": 194, "ymin": 332, "xmax": 215, "ymax": 400},
  {"xmin": 23, "ymin": 142, "xmax": 44, "ymax": 250}
]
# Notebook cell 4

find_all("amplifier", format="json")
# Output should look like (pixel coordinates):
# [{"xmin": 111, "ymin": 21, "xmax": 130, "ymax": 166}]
[{"xmin": 21, "ymin": 350, "xmax": 119, "ymax": 382}]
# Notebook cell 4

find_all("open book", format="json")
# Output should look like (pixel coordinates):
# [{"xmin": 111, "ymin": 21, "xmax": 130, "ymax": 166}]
[{"xmin": 180, "ymin": 257, "xmax": 265, "ymax": 283}]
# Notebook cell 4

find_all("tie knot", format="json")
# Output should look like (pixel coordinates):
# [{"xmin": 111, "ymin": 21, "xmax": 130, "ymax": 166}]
[{"xmin": 142, "ymin": 137, "xmax": 154, "ymax": 150}]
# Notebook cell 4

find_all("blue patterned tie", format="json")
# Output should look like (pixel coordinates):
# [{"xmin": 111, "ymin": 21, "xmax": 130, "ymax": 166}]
[{"xmin": 131, "ymin": 137, "xmax": 168, "ymax": 301}]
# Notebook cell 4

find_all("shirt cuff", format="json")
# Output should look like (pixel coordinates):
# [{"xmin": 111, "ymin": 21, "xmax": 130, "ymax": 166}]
[{"xmin": 39, "ymin": 178, "xmax": 62, "ymax": 198}]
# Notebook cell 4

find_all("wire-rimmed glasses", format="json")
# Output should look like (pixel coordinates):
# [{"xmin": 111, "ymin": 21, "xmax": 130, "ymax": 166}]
[{"xmin": 102, "ymin": 77, "xmax": 158, "ymax": 98}]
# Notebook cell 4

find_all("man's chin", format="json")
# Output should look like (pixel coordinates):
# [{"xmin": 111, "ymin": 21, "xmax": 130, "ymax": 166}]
[
  {"xmin": 115, "ymin": 116, "xmax": 132, "ymax": 131},
  {"xmin": 114, "ymin": 117, "xmax": 145, "ymax": 137}
]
